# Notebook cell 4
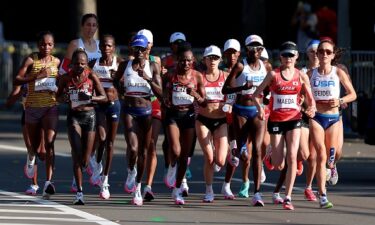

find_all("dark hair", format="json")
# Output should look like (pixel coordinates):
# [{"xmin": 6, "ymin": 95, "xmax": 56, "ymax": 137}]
[
  {"xmin": 36, "ymin": 30, "xmax": 54, "ymax": 43},
  {"xmin": 176, "ymin": 41, "xmax": 192, "ymax": 56},
  {"xmin": 100, "ymin": 34, "xmax": 115, "ymax": 45},
  {"xmin": 72, "ymin": 48, "xmax": 88, "ymax": 62},
  {"xmin": 81, "ymin": 13, "xmax": 98, "ymax": 26}
]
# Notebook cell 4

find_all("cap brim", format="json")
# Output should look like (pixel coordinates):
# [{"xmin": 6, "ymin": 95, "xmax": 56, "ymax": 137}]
[{"xmin": 280, "ymin": 49, "xmax": 298, "ymax": 55}]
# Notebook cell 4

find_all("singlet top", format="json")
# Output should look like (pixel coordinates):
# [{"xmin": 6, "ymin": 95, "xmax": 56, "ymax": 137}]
[
  {"xmin": 67, "ymin": 69, "xmax": 93, "ymax": 109},
  {"xmin": 310, "ymin": 66, "xmax": 340, "ymax": 102},
  {"xmin": 92, "ymin": 57, "xmax": 118, "ymax": 88},
  {"xmin": 25, "ymin": 53, "xmax": 58, "ymax": 108},
  {"xmin": 202, "ymin": 70, "xmax": 225, "ymax": 103},
  {"xmin": 236, "ymin": 59, "xmax": 267, "ymax": 98},
  {"xmin": 78, "ymin": 38, "xmax": 101, "ymax": 62},
  {"xmin": 123, "ymin": 60, "xmax": 152, "ymax": 97},
  {"xmin": 269, "ymin": 67, "xmax": 302, "ymax": 122},
  {"xmin": 166, "ymin": 70, "xmax": 198, "ymax": 107}
]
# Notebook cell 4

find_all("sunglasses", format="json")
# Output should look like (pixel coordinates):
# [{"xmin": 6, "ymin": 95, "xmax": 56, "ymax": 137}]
[
  {"xmin": 206, "ymin": 55, "xmax": 220, "ymax": 61},
  {"xmin": 281, "ymin": 53, "xmax": 295, "ymax": 58},
  {"xmin": 132, "ymin": 46, "xmax": 147, "ymax": 52},
  {"xmin": 317, "ymin": 49, "xmax": 333, "ymax": 55},
  {"xmin": 246, "ymin": 46, "xmax": 264, "ymax": 52}
]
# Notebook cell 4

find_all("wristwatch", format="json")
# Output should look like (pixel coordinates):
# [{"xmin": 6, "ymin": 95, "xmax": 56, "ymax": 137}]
[{"xmin": 339, "ymin": 98, "xmax": 344, "ymax": 105}]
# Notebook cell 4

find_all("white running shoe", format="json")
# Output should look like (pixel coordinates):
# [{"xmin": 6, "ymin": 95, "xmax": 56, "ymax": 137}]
[
  {"xmin": 181, "ymin": 178, "xmax": 189, "ymax": 197},
  {"xmin": 73, "ymin": 192, "xmax": 85, "ymax": 205},
  {"xmin": 326, "ymin": 168, "xmax": 331, "ymax": 182},
  {"xmin": 99, "ymin": 181, "xmax": 110, "ymax": 200},
  {"xmin": 24, "ymin": 155, "xmax": 36, "ymax": 179},
  {"xmin": 86, "ymin": 155, "xmax": 97, "ymax": 176},
  {"xmin": 132, "ymin": 188, "xmax": 143, "ymax": 206},
  {"xmin": 272, "ymin": 192, "xmax": 284, "ymax": 204},
  {"xmin": 328, "ymin": 165, "xmax": 339, "ymax": 185},
  {"xmin": 213, "ymin": 163, "xmax": 221, "ymax": 172},
  {"xmin": 203, "ymin": 191, "xmax": 214, "ymax": 203},
  {"xmin": 42, "ymin": 181, "xmax": 55, "ymax": 200},
  {"xmin": 25, "ymin": 184, "xmax": 39, "ymax": 196},
  {"xmin": 221, "ymin": 182, "xmax": 235, "ymax": 200},
  {"xmin": 143, "ymin": 185, "xmax": 155, "ymax": 201},
  {"xmin": 172, "ymin": 187, "xmax": 185, "ymax": 205},
  {"xmin": 90, "ymin": 162, "xmax": 103, "ymax": 186},
  {"xmin": 261, "ymin": 164, "xmax": 266, "ymax": 183},
  {"xmin": 71, "ymin": 177, "xmax": 78, "ymax": 193},
  {"xmin": 252, "ymin": 192, "xmax": 265, "ymax": 206},
  {"xmin": 124, "ymin": 168, "xmax": 137, "ymax": 193},
  {"xmin": 227, "ymin": 149, "xmax": 239, "ymax": 167},
  {"xmin": 164, "ymin": 164, "xmax": 177, "ymax": 189}
]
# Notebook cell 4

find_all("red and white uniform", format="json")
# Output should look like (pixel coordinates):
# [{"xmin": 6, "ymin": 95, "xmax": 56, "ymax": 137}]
[
  {"xmin": 166, "ymin": 71, "xmax": 198, "ymax": 107},
  {"xmin": 269, "ymin": 68, "xmax": 302, "ymax": 122},
  {"xmin": 67, "ymin": 70, "xmax": 93, "ymax": 109},
  {"xmin": 203, "ymin": 71, "xmax": 225, "ymax": 103}
]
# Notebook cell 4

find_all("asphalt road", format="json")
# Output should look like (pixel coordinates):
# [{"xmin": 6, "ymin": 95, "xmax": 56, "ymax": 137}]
[{"xmin": 0, "ymin": 109, "xmax": 374, "ymax": 225}]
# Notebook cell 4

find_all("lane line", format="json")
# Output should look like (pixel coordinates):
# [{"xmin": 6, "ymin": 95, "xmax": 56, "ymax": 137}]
[{"xmin": 0, "ymin": 190, "xmax": 120, "ymax": 225}]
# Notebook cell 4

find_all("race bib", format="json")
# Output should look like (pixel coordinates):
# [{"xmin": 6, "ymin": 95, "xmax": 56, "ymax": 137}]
[
  {"xmin": 272, "ymin": 94, "xmax": 299, "ymax": 110},
  {"xmin": 34, "ymin": 77, "xmax": 57, "ymax": 92}
]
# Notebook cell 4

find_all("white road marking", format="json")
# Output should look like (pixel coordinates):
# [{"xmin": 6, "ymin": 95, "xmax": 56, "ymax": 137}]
[
  {"xmin": 0, "ymin": 144, "xmax": 70, "ymax": 157},
  {"xmin": 0, "ymin": 190, "xmax": 119, "ymax": 225}
]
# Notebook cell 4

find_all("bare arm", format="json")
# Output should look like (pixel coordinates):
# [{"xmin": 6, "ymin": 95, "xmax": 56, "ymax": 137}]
[
  {"xmin": 15, "ymin": 55, "xmax": 47, "ymax": 85},
  {"xmin": 221, "ymin": 62, "xmax": 249, "ymax": 94},
  {"xmin": 90, "ymin": 72, "xmax": 108, "ymax": 103},
  {"xmin": 252, "ymin": 71, "xmax": 274, "ymax": 120},
  {"xmin": 300, "ymin": 72, "xmax": 316, "ymax": 118}
]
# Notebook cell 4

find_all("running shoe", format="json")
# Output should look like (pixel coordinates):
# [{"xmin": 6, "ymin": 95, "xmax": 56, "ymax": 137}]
[
  {"xmin": 99, "ymin": 181, "xmax": 110, "ymax": 200},
  {"xmin": 283, "ymin": 198, "xmax": 294, "ymax": 210},
  {"xmin": 25, "ymin": 184, "xmax": 39, "ymax": 196},
  {"xmin": 164, "ymin": 164, "xmax": 177, "ymax": 189},
  {"xmin": 86, "ymin": 155, "xmax": 97, "ymax": 176},
  {"xmin": 42, "ymin": 181, "xmax": 56, "ymax": 200},
  {"xmin": 124, "ymin": 168, "xmax": 137, "ymax": 193},
  {"xmin": 89, "ymin": 162, "xmax": 103, "ymax": 186},
  {"xmin": 185, "ymin": 167, "xmax": 192, "ymax": 180},
  {"xmin": 24, "ymin": 155, "xmax": 36, "ymax": 179},
  {"xmin": 263, "ymin": 146, "xmax": 274, "ymax": 171},
  {"xmin": 221, "ymin": 182, "xmax": 235, "ymax": 200},
  {"xmin": 239, "ymin": 145, "xmax": 249, "ymax": 161},
  {"xmin": 213, "ymin": 163, "xmax": 221, "ymax": 172},
  {"xmin": 227, "ymin": 148, "xmax": 239, "ymax": 167},
  {"xmin": 73, "ymin": 192, "xmax": 85, "ymax": 205},
  {"xmin": 326, "ymin": 168, "xmax": 331, "ymax": 181},
  {"xmin": 272, "ymin": 192, "xmax": 284, "ymax": 204},
  {"xmin": 185, "ymin": 157, "xmax": 193, "ymax": 180},
  {"xmin": 203, "ymin": 191, "xmax": 214, "ymax": 203},
  {"xmin": 328, "ymin": 165, "xmax": 339, "ymax": 186},
  {"xmin": 320, "ymin": 195, "xmax": 333, "ymax": 209},
  {"xmin": 172, "ymin": 187, "xmax": 185, "ymax": 205},
  {"xmin": 304, "ymin": 188, "xmax": 317, "ymax": 201},
  {"xmin": 296, "ymin": 160, "xmax": 304, "ymax": 176},
  {"xmin": 327, "ymin": 148, "xmax": 335, "ymax": 169},
  {"xmin": 132, "ymin": 188, "xmax": 143, "ymax": 206},
  {"xmin": 143, "ymin": 185, "xmax": 155, "ymax": 201},
  {"xmin": 260, "ymin": 164, "xmax": 266, "ymax": 183},
  {"xmin": 238, "ymin": 180, "xmax": 250, "ymax": 198},
  {"xmin": 251, "ymin": 192, "xmax": 265, "ymax": 207},
  {"xmin": 181, "ymin": 178, "xmax": 189, "ymax": 197},
  {"xmin": 71, "ymin": 177, "xmax": 78, "ymax": 193}
]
